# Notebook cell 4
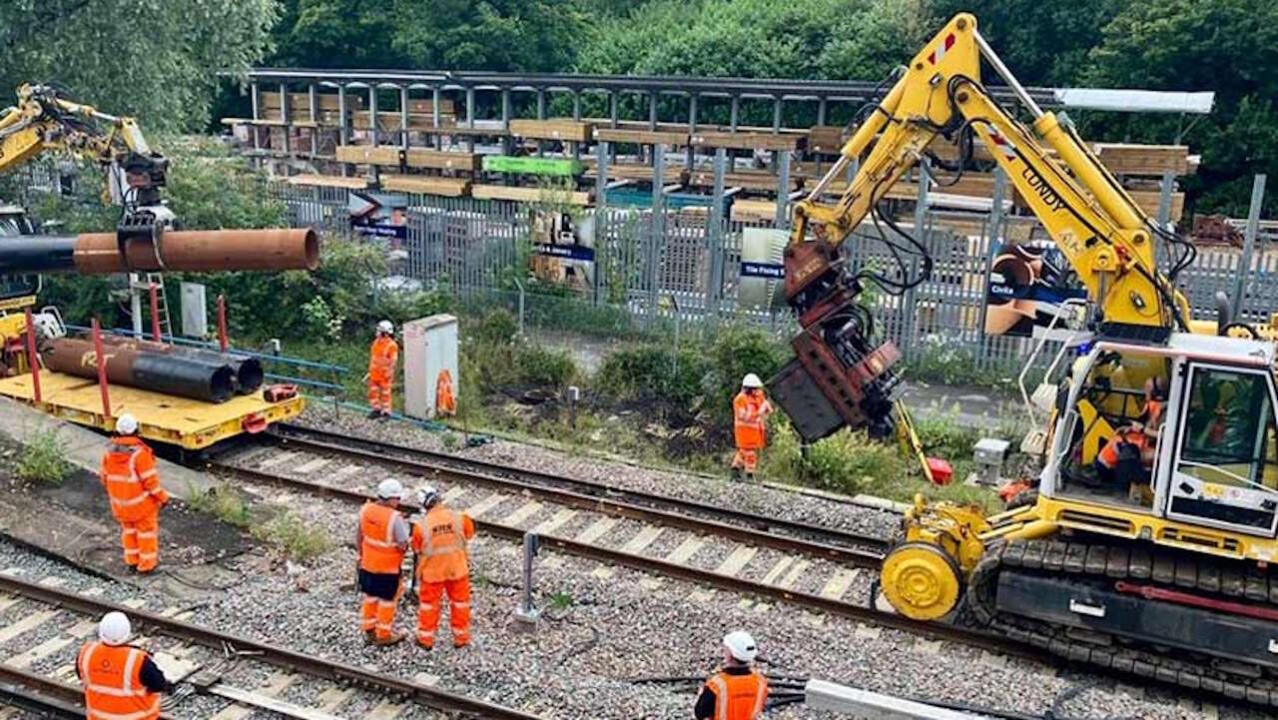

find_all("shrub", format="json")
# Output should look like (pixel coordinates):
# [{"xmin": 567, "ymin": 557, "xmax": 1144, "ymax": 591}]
[
  {"xmin": 16, "ymin": 431, "xmax": 71, "ymax": 484},
  {"xmin": 595, "ymin": 344, "xmax": 710, "ymax": 406},
  {"xmin": 707, "ymin": 327, "xmax": 788, "ymax": 424},
  {"xmin": 514, "ymin": 343, "xmax": 579, "ymax": 389},
  {"xmin": 184, "ymin": 483, "xmax": 252, "ymax": 527},
  {"xmin": 475, "ymin": 309, "xmax": 518, "ymax": 346},
  {"xmin": 253, "ymin": 511, "xmax": 333, "ymax": 562}
]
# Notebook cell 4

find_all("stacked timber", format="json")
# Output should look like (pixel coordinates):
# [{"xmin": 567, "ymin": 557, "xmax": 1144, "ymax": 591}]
[
  {"xmin": 509, "ymin": 119, "xmax": 594, "ymax": 143},
  {"xmin": 405, "ymin": 149, "xmax": 482, "ymax": 171},
  {"xmin": 594, "ymin": 128, "xmax": 690, "ymax": 147},
  {"xmin": 582, "ymin": 160, "xmax": 687, "ymax": 184},
  {"xmin": 336, "ymin": 145, "xmax": 402, "ymax": 166},
  {"xmin": 470, "ymin": 184, "xmax": 592, "ymax": 205},
  {"xmin": 688, "ymin": 169, "xmax": 801, "ymax": 193},
  {"xmin": 381, "ymin": 175, "xmax": 472, "ymax": 197},
  {"xmin": 259, "ymin": 92, "xmax": 363, "ymax": 124},
  {"xmin": 807, "ymin": 126, "xmax": 847, "ymax": 155},
  {"xmin": 689, "ymin": 131, "xmax": 804, "ymax": 151}
]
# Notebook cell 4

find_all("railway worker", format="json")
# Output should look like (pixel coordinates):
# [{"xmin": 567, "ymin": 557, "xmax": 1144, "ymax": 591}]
[
  {"xmin": 412, "ymin": 485, "xmax": 476, "ymax": 649},
  {"xmin": 731, "ymin": 374, "xmax": 773, "ymax": 481},
  {"xmin": 77, "ymin": 611, "xmax": 171, "ymax": 720},
  {"xmin": 99, "ymin": 413, "xmax": 169, "ymax": 574},
  {"xmin": 694, "ymin": 630, "xmax": 769, "ymax": 720},
  {"xmin": 366, "ymin": 320, "xmax": 399, "ymax": 420},
  {"xmin": 358, "ymin": 479, "xmax": 411, "ymax": 646}
]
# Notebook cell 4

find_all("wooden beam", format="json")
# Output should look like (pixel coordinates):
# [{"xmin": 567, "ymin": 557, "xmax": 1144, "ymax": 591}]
[
  {"xmin": 336, "ymin": 145, "xmax": 401, "ymax": 166},
  {"xmin": 689, "ymin": 169, "xmax": 800, "ymax": 192},
  {"xmin": 470, "ymin": 183, "xmax": 592, "ymax": 205},
  {"xmin": 403, "ymin": 148, "xmax": 482, "ymax": 171},
  {"xmin": 807, "ymin": 126, "xmax": 846, "ymax": 155},
  {"xmin": 594, "ymin": 128, "xmax": 690, "ymax": 147},
  {"xmin": 689, "ymin": 131, "xmax": 803, "ymax": 151},
  {"xmin": 730, "ymin": 199, "xmax": 778, "ymax": 223},
  {"xmin": 288, "ymin": 174, "xmax": 368, "ymax": 189},
  {"xmin": 509, "ymin": 119, "xmax": 594, "ymax": 143},
  {"xmin": 381, "ymin": 175, "xmax": 472, "ymax": 197},
  {"xmin": 583, "ymin": 161, "xmax": 686, "ymax": 184}
]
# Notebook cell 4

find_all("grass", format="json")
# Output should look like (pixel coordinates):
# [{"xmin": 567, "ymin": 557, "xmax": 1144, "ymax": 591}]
[
  {"xmin": 547, "ymin": 591, "xmax": 574, "ymax": 611},
  {"xmin": 16, "ymin": 430, "xmax": 71, "ymax": 485},
  {"xmin": 183, "ymin": 482, "xmax": 252, "ymax": 527},
  {"xmin": 252, "ymin": 511, "xmax": 333, "ymax": 562}
]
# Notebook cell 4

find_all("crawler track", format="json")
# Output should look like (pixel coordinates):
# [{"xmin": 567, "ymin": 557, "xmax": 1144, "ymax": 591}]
[{"xmin": 0, "ymin": 573, "xmax": 540, "ymax": 720}]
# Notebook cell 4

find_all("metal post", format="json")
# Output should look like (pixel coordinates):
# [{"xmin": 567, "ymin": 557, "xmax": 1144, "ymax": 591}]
[
  {"xmin": 513, "ymin": 532, "xmax": 541, "ymax": 625},
  {"xmin": 249, "ymin": 82, "xmax": 261, "ymax": 158},
  {"xmin": 400, "ymin": 86, "xmax": 411, "ymax": 150},
  {"xmin": 772, "ymin": 97, "xmax": 783, "ymax": 134},
  {"xmin": 729, "ymin": 96, "xmax": 739, "ymax": 132},
  {"xmin": 1232, "ymin": 174, "xmax": 1267, "ymax": 316},
  {"xmin": 432, "ymin": 87, "xmax": 442, "ymax": 150},
  {"xmin": 976, "ymin": 168, "xmax": 1007, "ymax": 369},
  {"xmin": 1155, "ymin": 170, "xmax": 1175, "ymax": 230},
  {"xmin": 129, "ymin": 274, "xmax": 143, "ymax": 336},
  {"xmin": 902, "ymin": 158, "xmax": 930, "ymax": 358},
  {"xmin": 649, "ymin": 148, "xmax": 666, "ymax": 322},
  {"xmin": 536, "ymin": 89, "xmax": 547, "ymax": 157},
  {"xmin": 572, "ymin": 91, "xmax": 582, "ymax": 122},
  {"xmin": 148, "ymin": 283, "xmax": 162, "ymax": 342},
  {"xmin": 501, "ymin": 88, "xmax": 512, "ymax": 155},
  {"xmin": 337, "ymin": 84, "xmax": 349, "ymax": 147},
  {"xmin": 775, "ymin": 150, "xmax": 792, "ymax": 227},
  {"xmin": 817, "ymin": 97, "xmax": 827, "ymax": 127},
  {"xmin": 686, "ymin": 94, "xmax": 698, "ymax": 169},
  {"xmin": 609, "ymin": 91, "xmax": 619, "ymax": 128},
  {"xmin": 648, "ymin": 91, "xmax": 658, "ymax": 131},
  {"xmin": 463, "ymin": 87, "xmax": 474, "ymax": 130},
  {"xmin": 514, "ymin": 278, "xmax": 526, "ymax": 336},
  {"xmin": 91, "ymin": 318, "xmax": 111, "ymax": 419},
  {"xmin": 217, "ymin": 295, "xmax": 229, "ymax": 353},
  {"xmin": 594, "ymin": 141, "xmax": 610, "ymax": 305},
  {"xmin": 708, "ymin": 149, "xmax": 727, "ymax": 321},
  {"xmin": 23, "ymin": 308, "xmax": 40, "ymax": 404},
  {"xmin": 279, "ymin": 83, "xmax": 291, "ymax": 155},
  {"xmin": 368, "ymin": 86, "xmax": 379, "ymax": 145},
  {"xmin": 308, "ymin": 83, "xmax": 319, "ymax": 157}
]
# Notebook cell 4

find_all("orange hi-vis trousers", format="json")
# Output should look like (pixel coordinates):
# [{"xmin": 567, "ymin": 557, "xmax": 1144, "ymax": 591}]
[
  {"xmin": 731, "ymin": 448, "xmax": 759, "ymax": 473},
  {"xmin": 119, "ymin": 513, "xmax": 160, "ymax": 572},
  {"xmin": 368, "ymin": 379, "xmax": 392, "ymax": 413},
  {"xmin": 361, "ymin": 578, "xmax": 404, "ymax": 641},
  {"xmin": 418, "ymin": 577, "xmax": 471, "ymax": 648}
]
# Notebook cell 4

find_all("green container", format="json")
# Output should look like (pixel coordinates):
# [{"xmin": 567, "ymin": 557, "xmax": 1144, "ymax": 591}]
[{"xmin": 482, "ymin": 155, "xmax": 583, "ymax": 177}]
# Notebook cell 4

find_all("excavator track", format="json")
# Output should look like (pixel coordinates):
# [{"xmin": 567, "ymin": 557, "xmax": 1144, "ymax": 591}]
[{"xmin": 964, "ymin": 536, "xmax": 1278, "ymax": 706}]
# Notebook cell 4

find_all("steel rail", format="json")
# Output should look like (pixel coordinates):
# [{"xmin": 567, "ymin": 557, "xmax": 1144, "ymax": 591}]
[
  {"xmin": 264, "ymin": 424, "xmax": 889, "ymax": 567},
  {"xmin": 212, "ymin": 460, "xmax": 1043, "ymax": 664},
  {"xmin": 0, "ymin": 665, "xmax": 87, "ymax": 718},
  {"xmin": 0, "ymin": 575, "xmax": 542, "ymax": 720}
]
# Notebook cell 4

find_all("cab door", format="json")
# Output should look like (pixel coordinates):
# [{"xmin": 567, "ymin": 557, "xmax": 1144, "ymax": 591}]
[{"xmin": 1164, "ymin": 362, "xmax": 1278, "ymax": 537}]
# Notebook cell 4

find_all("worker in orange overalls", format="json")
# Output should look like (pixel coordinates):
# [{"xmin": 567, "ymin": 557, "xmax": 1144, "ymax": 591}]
[
  {"xmin": 99, "ymin": 414, "xmax": 169, "ymax": 573},
  {"xmin": 358, "ymin": 479, "xmax": 411, "ymax": 646},
  {"xmin": 436, "ymin": 369, "xmax": 456, "ymax": 417},
  {"xmin": 366, "ymin": 320, "xmax": 399, "ymax": 419},
  {"xmin": 694, "ymin": 630, "xmax": 769, "ymax": 720},
  {"xmin": 731, "ymin": 374, "xmax": 773, "ymax": 481},
  {"xmin": 77, "ymin": 612, "xmax": 170, "ymax": 720},
  {"xmin": 412, "ymin": 485, "xmax": 476, "ymax": 649}
]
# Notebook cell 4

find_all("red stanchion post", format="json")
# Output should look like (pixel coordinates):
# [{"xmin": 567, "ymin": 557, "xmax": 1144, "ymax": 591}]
[
  {"xmin": 23, "ymin": 308, "xmax": 41, "ymax": 404},
  {"xmin": 148, "ymin": 283, "xmax": 162, "ymax": 342},
  {"xmin": 91, "ymin": 317, "xmax": 111, "ymax": 419},
  {"xmin": 217, "ymin": 294, "xmax": 229, "ymax": 352}
]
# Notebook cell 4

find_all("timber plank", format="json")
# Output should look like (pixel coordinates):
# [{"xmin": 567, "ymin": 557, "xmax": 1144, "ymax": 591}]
[
  {"xmin": 807, "ymin": 126, "xmax": 847, "ymax": 154},
  {"xmin": 583, "ymin": 162, "xmax": 687, "ymax": 184},
  {"xmin": 594, "ymin": 128, "xmax": 690, "ymax": 146},
  {"xmin": 287, "ymin": 174, "xmax": 369, "ymax": 189},
  {"xmin": 689, "ymin": 131, "xmax": 803, "ymax": 151},
  {"xmin": 336, "ymin": 145, "xmax": 402, "ymax": 166},
  {"xmin": 730, "ymin": 199, "xmax": 778, "ymax": 223},
  {"xmin": 470, "ymin": 183, "xmax": 592, "ymax": 205},
  {"xmin": 509, "ymin": 119, "xmax": 594, "ymax": 143},
  {"xmin": 381, "ymin": 175, "xmax": 472, "ymax": 197},
  {"xmin": 403, "ymin": 149, "xmax": 482, "ymax": 171},
  {"xmin": 689, "ymin": 170, "xmax": 800, "ymax": 192}
]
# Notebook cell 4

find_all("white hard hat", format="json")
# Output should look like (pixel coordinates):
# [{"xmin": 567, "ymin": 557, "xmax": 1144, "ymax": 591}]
[
  {"xmin": 377, "ymin": 320, "xmax": 394, "ymax": 334},
  {"xmin": 376, "ymin": 478, "xmax": 404, "ymax": 500},
  {"xmin": 115, "ymin": 414, "xmax": 139, "ymax": 435},
  {"xmin": 741, "ymin": 373, "xmax": 763, "ymax": 389},
  {"xmin": 98, "ymin": 612, "xmax": 131, "ymax": 645},
  {"xmin": 416, "ymin": 485, "xmax": 440, "ymax": 507},
  {"xmin": 723, "ymin": 630, "xmax": 758, "ymax": 662}
]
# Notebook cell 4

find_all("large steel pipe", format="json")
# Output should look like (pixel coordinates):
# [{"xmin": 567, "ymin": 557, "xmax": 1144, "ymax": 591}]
[
  {"xmin": 41, "ymin": 338, "xmax": 236, "ymax": 403},
  {"xmin": 0, "ymin": 228, "xmax": 319, "ymax": 275},
  {"xmin": 96, "ymin": 336, "xmax": 264, "ymax": 395}
]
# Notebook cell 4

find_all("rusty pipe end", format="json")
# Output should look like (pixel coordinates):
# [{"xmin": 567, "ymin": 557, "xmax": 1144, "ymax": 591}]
[{"xmin": 72, "ymin": 227, "xmax": 322, "ymax": 274}]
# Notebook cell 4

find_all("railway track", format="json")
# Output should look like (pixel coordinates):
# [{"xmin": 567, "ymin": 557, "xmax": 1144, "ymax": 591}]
[
  {"xmin": 0, "ymin": 572, "xmax": 540, "ymax": 720},
  {"xmin": 207, "ymin": 439, "xmax": 1045, "ymax": 667}
]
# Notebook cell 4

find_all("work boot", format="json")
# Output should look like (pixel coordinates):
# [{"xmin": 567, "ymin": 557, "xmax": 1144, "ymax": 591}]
[
  {"xmin": 367, "ymin": 409, "xmax": 380, "ymax": 419},
  {"xmin": 416, "ymin": 638, "xmax": 434, "ymax": 650},
  {"xmin": 730, "ymin": 467, "xmax": 743, "ymax": 481},
  {"xmin": 453, "ymin": 639, "xmax": 470, "ymax": 649},
  {"xmin": 363, "ymin": 629, "xmax": 375, "ymax": 645},
  {"xmin": 373, "ymin": 630, "xmax": 407, "ymax": 647},
  {"xmin": 745, "ymin": 472, "xmax": 756, "ymax": 483}
]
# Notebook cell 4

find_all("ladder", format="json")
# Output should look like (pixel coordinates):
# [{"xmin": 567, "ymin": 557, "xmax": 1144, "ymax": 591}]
[{"xmin": 130, "ymin": 273, "xmax": 172, "ymax": 340}]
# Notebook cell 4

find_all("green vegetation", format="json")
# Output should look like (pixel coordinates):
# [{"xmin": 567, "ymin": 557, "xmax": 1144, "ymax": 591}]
[
  {"xmin": 184, "ymin": 483, "xmax": 252, "ymax": 527},
  {"xmin": 252, "ymin": 511, "xmax": 334, "ymax": 562},
  {"xmin": 16, "ymin": 431, "xmax": 71, "ymax": 485}
]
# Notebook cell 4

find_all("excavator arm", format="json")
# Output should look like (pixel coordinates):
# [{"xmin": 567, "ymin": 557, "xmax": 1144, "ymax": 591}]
[{"xmin": 770, "ymin": 13, "xmax": 1193, "ymax": 450}]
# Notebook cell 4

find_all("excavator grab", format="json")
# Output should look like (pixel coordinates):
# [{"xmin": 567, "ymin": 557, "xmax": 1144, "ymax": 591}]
[{"xmin": 772, "ymin": 13, "xmax": 1278, "ymax": 702}]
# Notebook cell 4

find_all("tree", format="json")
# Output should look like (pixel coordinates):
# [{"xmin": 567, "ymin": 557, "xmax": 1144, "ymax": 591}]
[
  {"xmin": 1083, "ymin": 0, "xmax": 1278, "ymax": 215},
  {"xmin": 0, "ymin": 0, "xmax": 278, "ymax": 132},
  {"xmin": 269, "ymin": 0, "xmax": 408, "ymax": 69},
  {"xmin": 389, "ymin": 0, "xmax": 588, "ymax": 72}
]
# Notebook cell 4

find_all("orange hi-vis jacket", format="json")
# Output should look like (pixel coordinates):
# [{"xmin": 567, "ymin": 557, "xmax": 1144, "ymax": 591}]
[
  {"xmin": 359, "ymin": 502, "xmax": 407, "ymax": 574},
  {"xmin": 100, "ymin": 436, "xmax": 168, "ymax": 523},
  {"xmin": 413, "ymin": 505, "xmax": 475, "ymax": 583},
  {"xmin": 77, "ymin": 642, "xmax": 162, "ymax": 720},
  {"xmin": 706, "ymin": 668, "xmax": 768, "ymax": 720},
  {"xmin": 733, "ymin": 391, "xmax": 772, "ymax": 451},
  {"xmin": 369, "ymin": 336, "xmax": 399, "ymax": 383},
  {"xmin": 1097, "ymin": 428, "xmax": 1149, "ymax": 469}
]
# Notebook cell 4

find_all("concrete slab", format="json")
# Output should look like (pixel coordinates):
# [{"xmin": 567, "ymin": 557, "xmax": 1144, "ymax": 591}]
[{"xmin": 0, "ymin": 397, "xmax": 215, "ymax": 500}]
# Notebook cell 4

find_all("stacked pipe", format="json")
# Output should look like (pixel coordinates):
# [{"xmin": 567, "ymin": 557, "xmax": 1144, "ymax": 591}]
[
  {"xmin": 95, "ymin": 336, "xmax": 264, "ymax": 395},
  {"xmin": 0, "ymin": 228, "xmax": 319, "ymax": 275},
  {"xmin": 41, "ymin": 337, "xmax": 237, "ymax": 403}
]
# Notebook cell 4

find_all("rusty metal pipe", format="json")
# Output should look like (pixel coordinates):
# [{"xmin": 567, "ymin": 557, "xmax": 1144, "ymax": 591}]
[
  {"xmin": 41, "ymin": 337, "xmax": 236, "ymax": 403},
  {"xmin": 96, "ymin": 335, "xmax": 263, "ymax": 395},
  {"xmin": 0, "ymin": 228, "xmax": 319, "ymax": 275}
]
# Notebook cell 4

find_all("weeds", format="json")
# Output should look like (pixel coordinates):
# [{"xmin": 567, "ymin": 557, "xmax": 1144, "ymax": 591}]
[
  {"xmin": 547, "ymin": 591, "xmax": 573, "ymax": 610},
  {"xmin": 16, "ymin": 430, "xmax": 71, "ymax": 484},
  {"xmin": 184, "ymin": 483, "xmax": 252, "ymax": 527},
  {"xmin": 252, "ymin": 511, "xmax": 333, "ymax": 561}
]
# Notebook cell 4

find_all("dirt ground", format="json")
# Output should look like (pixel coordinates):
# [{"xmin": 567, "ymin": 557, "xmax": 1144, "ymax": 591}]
[{"xmin": 0, "ymin": 437, "xmax": 252, "ymax": 601}]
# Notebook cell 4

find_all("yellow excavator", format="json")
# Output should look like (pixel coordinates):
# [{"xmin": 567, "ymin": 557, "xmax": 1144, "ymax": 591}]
[{"xmin": 770, "ymin": 13, "xmax": 1278, "ymax": 701}]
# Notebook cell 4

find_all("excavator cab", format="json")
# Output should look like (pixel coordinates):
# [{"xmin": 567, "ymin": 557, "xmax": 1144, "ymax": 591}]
[{"xmin": 0, "ymin": 205, "xmax": 40, "ymax": 304}]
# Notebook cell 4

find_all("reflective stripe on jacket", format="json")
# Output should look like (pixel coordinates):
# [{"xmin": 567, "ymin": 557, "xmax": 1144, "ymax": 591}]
[
  {"xmin": 1097, "ymin": 429, "xmax": 1147, "ymax": 469},
  {"xmin": 369, "ymin": 336, "xmax": 399, "ymax": 383},
  {"xmin": 706, "ymin": 668, "xmax": 768, "ymax": 720},
  {"xmin": 99, "ymin": 436, "xmax": 167, "ymax": 522},
  {"xmin": 77, "ymin": 642, "xmax": 162, "ymax": 720},
  {"xmin": 413, "ymin": 505, "xmax": 474, "ymax": 583},
  {"xmin": 360, "ymin": 502, "xmax": 406, "ymax": 574},
  {"xmin": 733, "ymin": 391, "xmax": 772, "ymax": 450}
]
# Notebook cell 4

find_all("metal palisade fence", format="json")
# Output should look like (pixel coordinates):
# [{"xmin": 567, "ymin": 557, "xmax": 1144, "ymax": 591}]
[{"xmin": 270, "ymin": 172, "xmax": 1271, "ymax": 375}]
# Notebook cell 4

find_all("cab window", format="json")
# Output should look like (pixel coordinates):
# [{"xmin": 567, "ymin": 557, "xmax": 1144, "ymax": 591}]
[{"xmin": 1179, "ymin": 368, "xmax": 1278, "ymax": 490}]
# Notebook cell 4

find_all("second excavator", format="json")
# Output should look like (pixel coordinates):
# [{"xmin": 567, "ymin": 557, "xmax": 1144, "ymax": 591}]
[{"xmin": 771, "ymin": 13, "xmax": 1278, "ymax": 704}]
